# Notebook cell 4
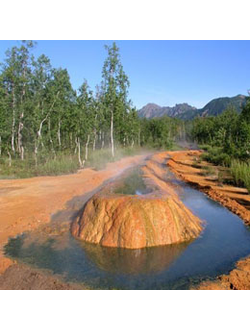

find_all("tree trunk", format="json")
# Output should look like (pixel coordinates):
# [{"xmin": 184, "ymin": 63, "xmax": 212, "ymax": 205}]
[
  {"xmin": 34, "ymin": 141, "xmax": 38, "ymax": 167},
  {"xmin": 36, "ymin": 90, "xmax": 60, "ymax": 156},
  {"xmin": 48, "ymin": 118, "xmax": 55, "ymax": 156},
  {"xmin": 57, "ymin": 119, "xmax": 61, "ymax": 148},
  {"xmin": 11, "ymin": 85, "xmax": 16, "ymax": 154},
  {"xmin": 92, "ymin": 113, "xmax": 97, "ymax": 151},
  {"xmin": 93, "ymin": 131, "xmax": 96, "ymax": 151},
  {"xmin": 7, "ymin": 151, "xmax": 12, "ymax": 167},
  {"xmin": 85, "ymin": 134, "xmax": 90, "ymax": 161},
  {"xmin": 74, "ymin": 137, "xmax": 78, "ymax": 154},
  {"xmin": 35, "ymin": 113, "xmax": 49, "ymax": 164},
  {"xmin": 21, "ymin": 146, "xmax": 24, "ymax": 161},
  {"xmin": 17, "ymin": 112, "xmax": 24, "ymax": 159},
  {"xmin": 110, "ymin": 110, "xmax": 114, "ymax": 157},
  {"xmin": 101, "ymin": 132, "xmax": 105, "ymax": 149},
  {"xmin": 70, "ymin": 132, "xmax": 73, "ymax": 151},
  {"xmin": 77, "ymin": 137, "xmax": 85, "ymax": 168},
  {"xmin": 18, "ymin": 59, "xmax": 26, "ymax": 159}
]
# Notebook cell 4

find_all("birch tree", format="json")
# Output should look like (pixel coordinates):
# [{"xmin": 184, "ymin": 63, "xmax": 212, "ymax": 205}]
[{"xmin": 101, "ymin": 42, "xmax": 130, "ymax": 157}]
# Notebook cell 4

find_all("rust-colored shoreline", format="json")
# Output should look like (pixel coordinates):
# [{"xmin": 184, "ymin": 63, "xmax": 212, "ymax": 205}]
[
  {"xmin": 167, "ymin": 150, "xmax": 250, "ymax": 225},
  {"xmin": 167, "ymin": 150, "xmax": 250, "ymax": 290}
]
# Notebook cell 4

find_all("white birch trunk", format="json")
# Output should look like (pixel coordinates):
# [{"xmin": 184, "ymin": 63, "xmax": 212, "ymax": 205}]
[
  {"xmin": 11, "ymin": 87, "xmax": 16, "ymax": 153},
  {"xmin": 111, "ymin": 110, "xmax": 114, "ymax": 157},
  {"xmin": 85, "ymin": 134, "xmax": 90, "ymax": 161}
]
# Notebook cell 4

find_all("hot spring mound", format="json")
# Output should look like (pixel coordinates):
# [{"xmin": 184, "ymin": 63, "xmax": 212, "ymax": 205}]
[{"xmin": 71, "ymin": 193, "xmax": 203, "ymax": 249}]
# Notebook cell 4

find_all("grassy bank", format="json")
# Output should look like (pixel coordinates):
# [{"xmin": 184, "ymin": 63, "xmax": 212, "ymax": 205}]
[
  {"xmin": 0, "ymin": 153, "xmax": 79, "ymax": 179},
  {"xmin": 0, "ymin": 147, "xmax": 149, "ymax": 179},
  {"xmin": 0, "ymin": 143, "xmax": 186, "ymax": 179},
  {"xmin": 198, "ymin": 144, "xmax": 250, "ymax": 193},
  {"xmin": 230, "ymin": 160, "xmax": 250, "ymax": 193}
]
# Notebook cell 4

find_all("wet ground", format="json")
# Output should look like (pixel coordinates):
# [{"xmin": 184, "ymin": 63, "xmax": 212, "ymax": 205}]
[
  {"xmin": 4, "ymin": 165, "xmax": 250, "ymax": 289},
  {"xmin": 0, "ymin": 153, "xmax": 148, "ymax": 274}
]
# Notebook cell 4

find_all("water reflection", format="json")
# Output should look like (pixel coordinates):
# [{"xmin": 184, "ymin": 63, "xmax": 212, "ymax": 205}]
[
  {"xmin": 81, "ymin": 241, "xmax": 190, "ymax": 275},
  {"xmin": 5, "ymin": 229, "xmax": 190, "ymax": 277}
]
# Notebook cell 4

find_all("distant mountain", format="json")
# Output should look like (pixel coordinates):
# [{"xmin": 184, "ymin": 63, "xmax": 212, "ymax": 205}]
[
  {"xmin": 199, "ymin": 94, "xmax": 246, "ymax": 117},
  {"xmin": 138, "ymin": 103, "xmax": 197, "ymax": 119},
  {"xmin": 138, "ymin": 103, "xmax": 163, "ymax": 118},
  {"xmin": 138, "ymin": 95, "xmax": 247, "ymax": 120}
]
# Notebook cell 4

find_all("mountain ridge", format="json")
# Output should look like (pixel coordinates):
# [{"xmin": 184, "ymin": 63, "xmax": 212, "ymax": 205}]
[{"xmin": 138, "ymin": 94, "xmax": 247, "ymax": 120}]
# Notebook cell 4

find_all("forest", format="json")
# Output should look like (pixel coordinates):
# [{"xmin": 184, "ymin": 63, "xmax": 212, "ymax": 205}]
[
  {"xmin": 0, "ymin": 41, "xmax": 181, "ymax": 177},
  {"xmin": 0, "ymin": 40, "xmax": 249, "ymax": 192}
]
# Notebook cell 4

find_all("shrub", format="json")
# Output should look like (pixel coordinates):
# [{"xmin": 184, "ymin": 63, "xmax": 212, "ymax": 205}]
[
  {"xmin": 201, "ymin": 147, "xmax": 231, "ymax": 167},
  {"xmin": 230, "ymin": 160, "xmax": 250, "ymax": 193}
]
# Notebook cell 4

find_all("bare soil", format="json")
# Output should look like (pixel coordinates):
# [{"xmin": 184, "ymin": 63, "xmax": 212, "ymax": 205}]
[{"xmin": 0, "ymin": 263, "xmax": 86, "ymax": 290}]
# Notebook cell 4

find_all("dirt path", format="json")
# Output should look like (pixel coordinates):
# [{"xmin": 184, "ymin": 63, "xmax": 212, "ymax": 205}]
[{"xmin": 0, "ymin": 153, "xmax": 148, "ymax": 274}]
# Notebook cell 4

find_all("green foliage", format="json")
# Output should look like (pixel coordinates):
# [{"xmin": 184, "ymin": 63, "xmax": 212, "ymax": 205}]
[
  {"xmin": 0, "ymin": 41, "xmax": 161, "ymax": 177},
  {"xmin": 199, "ymin": 95, "xmax": 246, "ymax": 117},
  {"xmin": 193, "ymin": 102, "xmax": 250, "ymax": 166},
  {"xmin": 201, "ymin": 147, "xmax": 231, "ymax": 167},
  {"xmin": 230, "ymin": 160, "xmax": 250, "ymax": 193},
  {"xmin": 139, "ymin": 116, "xmax": 181, "ymax": 149},
  {"xmin": 192, "ymin": 101, "xmax": 250, "ymax": 193},
  {"xmin": 0, "ymin": 41, "xmax": 193, "ymax": 178}
]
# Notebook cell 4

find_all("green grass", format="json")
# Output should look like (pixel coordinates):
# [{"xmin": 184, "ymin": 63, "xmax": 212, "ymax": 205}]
[
  {"xmin": 0, "ymin": 143, "xmax": 187, "ymax": 179},
  {"xmin": 230, "ymin": 160, "xmax": 250, "ymax": 193},
  {"xmin": 198, "ymin": 144, "xmax": 250, "ymax": 190},
  {"xmin": 0, "ymin": 147, "xmax": 149, "ymax": 179},
  {"xmin": 0, "ymin": 153, "xmax": 79, "ymax": 179}
]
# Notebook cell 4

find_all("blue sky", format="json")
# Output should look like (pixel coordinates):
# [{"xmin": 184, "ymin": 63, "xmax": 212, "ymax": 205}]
[{"xmin": 0, "ymin": 40, "xmax": 249, "ymax": 109}]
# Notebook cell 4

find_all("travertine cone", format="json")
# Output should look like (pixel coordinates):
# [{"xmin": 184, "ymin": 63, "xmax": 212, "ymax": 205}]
[{"xmin": 71, "ymin": 194, "xmax": 203, "ymax": 249}]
